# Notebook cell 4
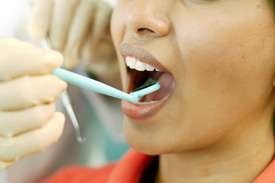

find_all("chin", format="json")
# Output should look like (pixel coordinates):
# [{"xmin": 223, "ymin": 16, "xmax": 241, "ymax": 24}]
[
  {"xmin": 123, "ymin": 115, "xmax": 230, "ymax": 156},
  {"xmin": 123, "ymin": 117, "xmax": 180, "ymax": 155}
]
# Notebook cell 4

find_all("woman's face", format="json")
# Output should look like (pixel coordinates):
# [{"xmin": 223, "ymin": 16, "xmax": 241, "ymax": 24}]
[{"xmin": 111, "ymin": 0, "xmax": 275, "ymax": 154}]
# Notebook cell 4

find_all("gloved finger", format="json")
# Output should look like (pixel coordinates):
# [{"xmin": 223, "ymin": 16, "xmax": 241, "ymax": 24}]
[
  {"xmin": 0, "ymin": 103, "xmax": 55, "ymax": 137},
  {"xmin": 82, "ymin": 55, "xmax": 120, "ymax": 79},
  {"xmin": 29, "ymin": 0, "xmax": 54, "ymax": 41},
  {"xmin": 0, "ymin": 159, "xmax": 15, "ymax": 169},
  {"xmin": 81, "ymin": 36, "xmax": 95, "ymax": 64},
  {"xmin": 81, "ymin": 2, "xmax": 112, "ymax": 62},
  {"xmin": 0, "ymin": 112, "xmax": 64, "ymax": 163},
  {"xmin": 80, "ymin": 35, "xmax": 111, "ymax": 66},
  {"xmin": 89, "ymin": 1, "xmax": 112, "ymax": 56},
  {"xmin": 50, "ymin": 0, "xmax": 80, "ymax": 51},
  {"xmin": 0, "ymin": 37, "xmax": 63, "ymax": 81},
  {"xmin": 63, "ymin": 0, "xmax": 97, "ymax": 68},
  {"xmin": 0, "ymin": 75, "xmax": 67, "ymax": 111}
]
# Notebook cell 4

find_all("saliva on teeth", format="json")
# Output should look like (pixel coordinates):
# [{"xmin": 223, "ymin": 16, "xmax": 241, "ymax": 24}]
[{"xmin": 125, "ymin": 56, "xmax": 160, "ymax": 72}]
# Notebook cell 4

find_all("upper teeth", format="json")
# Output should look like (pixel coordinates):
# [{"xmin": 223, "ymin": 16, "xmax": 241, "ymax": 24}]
[{"xmin": 125, "ymin": 56, "xmax": 159, "ymax": 71}]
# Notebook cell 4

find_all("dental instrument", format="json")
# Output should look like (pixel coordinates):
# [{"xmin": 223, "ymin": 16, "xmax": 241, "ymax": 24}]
[
  {"xmin": 41, "ymin": 37, "xmax": 161, "ymax": 103},
  {"xmin": 51, "ymin": 68, "xmax": 161, "ymax": 103},
  {"xmin": 60, "ymin": 90, "xmax": 86, "ymax": 143},
  {"xmin": 41, "ymin": 38, "xmax": 86, "ymax": 143}
]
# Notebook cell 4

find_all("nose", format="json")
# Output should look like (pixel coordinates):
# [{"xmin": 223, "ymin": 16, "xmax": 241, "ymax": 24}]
[{"xmin": 125, "ymin": 0, "xmax": 171, "ymax": 37}]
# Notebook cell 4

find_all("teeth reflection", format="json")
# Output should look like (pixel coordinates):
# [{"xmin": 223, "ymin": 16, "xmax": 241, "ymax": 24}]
[
  {"xmin": 126, "ymin": 57, "xmax": 130, "ymax": 66},
  {"xmin": 145, "ymin": 64, "xmax": 154, "ymax": 71},
  {"xmin": 135, "ymin": 62, "xmax": 146, "ymax": 71},
  {"xmin": 129, "ymin": 57, "xmax": 136, "ymax": 69}
]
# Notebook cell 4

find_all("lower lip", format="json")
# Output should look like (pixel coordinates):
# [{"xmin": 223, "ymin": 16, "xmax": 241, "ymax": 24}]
[{"xmin": 121, "ymin": 95, "xmax": 170, "ymax": 120}]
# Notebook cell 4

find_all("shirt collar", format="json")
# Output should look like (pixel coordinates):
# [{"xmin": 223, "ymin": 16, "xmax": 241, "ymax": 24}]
[
  {"xmin": 108, "ymin": 149, "xmax": 275, "ymax": 183},
  {"xmin": 107, "ymin": 149, "xmax": 155, "ymax": 183},
  {"xmin": 254, "ymin": 157, "xmax": 275, "ymax": 183}
]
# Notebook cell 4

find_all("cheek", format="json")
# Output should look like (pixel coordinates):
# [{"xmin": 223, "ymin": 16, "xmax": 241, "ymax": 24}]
[
  {"xmin": 176, "ymin": 14, "xmax": 275, "ymax": 96},
  {"xmin": 172, "ymin": 13, "xmax": 275, "ymax": 144}
]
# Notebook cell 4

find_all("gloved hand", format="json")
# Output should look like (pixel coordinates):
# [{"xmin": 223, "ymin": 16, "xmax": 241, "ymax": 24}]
[
  {"xmin": 29, "ymin": 0, "xmax": 119, "ymax": 80},
  {"xmin": 0, "ymin": 37, "xmax": 67, "ymax": 169}
]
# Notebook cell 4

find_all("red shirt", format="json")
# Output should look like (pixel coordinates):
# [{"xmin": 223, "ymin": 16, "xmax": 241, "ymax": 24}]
[{"xmin": 41, "ymin": 149, "xmax": 275, "ymax": 183}]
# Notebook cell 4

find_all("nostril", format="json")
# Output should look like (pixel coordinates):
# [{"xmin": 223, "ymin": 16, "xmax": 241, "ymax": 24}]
[{"xmin": 138, "ymin": 28, "xmax": 155, "ymax": 33}]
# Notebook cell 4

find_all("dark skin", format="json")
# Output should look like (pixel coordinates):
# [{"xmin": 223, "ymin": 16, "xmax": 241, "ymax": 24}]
[{"xmin": 111, "ymin": 0, "xmax": 275, "ymax": 182}]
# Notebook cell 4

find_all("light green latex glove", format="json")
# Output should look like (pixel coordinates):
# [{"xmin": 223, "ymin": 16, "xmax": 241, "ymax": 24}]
[
  {"xmin": 0, "ymin": 37, "xmax": 67, "ymax": 169},
  {"xmin": 29, "ymin": 0, "xmax": 119, "ymax": 79}
]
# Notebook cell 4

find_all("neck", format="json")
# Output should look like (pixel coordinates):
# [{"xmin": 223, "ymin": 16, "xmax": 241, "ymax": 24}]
[{"xmin": 156, "ymin": 116, "xmax": 275, "ymax": 183}]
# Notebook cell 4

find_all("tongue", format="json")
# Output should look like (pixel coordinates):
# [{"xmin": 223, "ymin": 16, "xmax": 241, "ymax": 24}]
[{"xmin": 143, "ymin": 72, "xmax": 175, "ymax": 102}]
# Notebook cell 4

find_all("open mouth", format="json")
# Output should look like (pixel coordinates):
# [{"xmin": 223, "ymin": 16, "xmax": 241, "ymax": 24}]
[
  {"xmin": 120, "ymin": 43, "xmax": 175, "ymax": 119},
  {"xmin": 125, "ymin": 56, "xmax": 175, "ymax": 104}
]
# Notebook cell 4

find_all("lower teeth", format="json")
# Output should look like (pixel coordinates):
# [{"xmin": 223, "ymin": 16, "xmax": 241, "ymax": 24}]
[{"xmin": 136, "ymin": 101, "xmax": 158, "ymax": 105}]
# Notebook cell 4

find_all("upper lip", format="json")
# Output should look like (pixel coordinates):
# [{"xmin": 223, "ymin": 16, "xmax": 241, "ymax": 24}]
[{"xmin": 120, "ymin": 43, "xmax": 169, "ymax": 73}]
